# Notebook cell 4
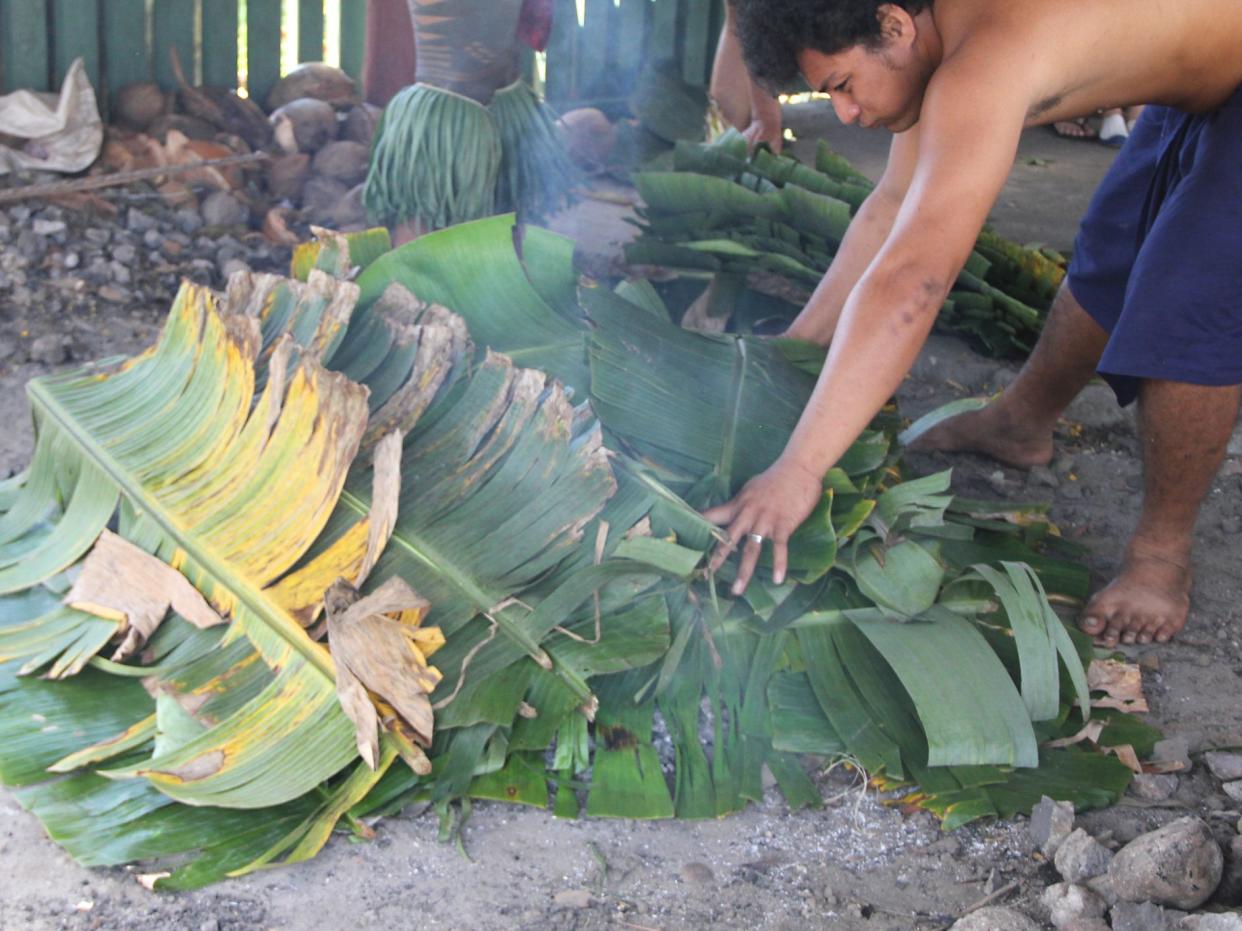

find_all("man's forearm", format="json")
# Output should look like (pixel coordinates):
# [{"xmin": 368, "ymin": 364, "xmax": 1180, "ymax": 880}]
[
  {"xmin": 781, "ymin": 259, "xmax": 949, "ymax": 477},
  {"xmin": 783, "ymin": 187, "xmax": 903, "ymax": 345}
]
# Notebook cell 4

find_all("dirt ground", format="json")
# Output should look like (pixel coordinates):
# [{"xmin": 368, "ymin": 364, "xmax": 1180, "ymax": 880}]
[{"xmin": 1, "ymin": 102, "xmax": 1240, "ymax": 931}]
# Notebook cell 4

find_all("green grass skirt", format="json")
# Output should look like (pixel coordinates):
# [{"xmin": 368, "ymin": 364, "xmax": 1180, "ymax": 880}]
[{"xmin": 364, "ymin": 81, "xmax": 578, "ymax": 230}]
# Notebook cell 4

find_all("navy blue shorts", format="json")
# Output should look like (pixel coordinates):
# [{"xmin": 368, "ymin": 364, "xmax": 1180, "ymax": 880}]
[{"xmin": 1066, "ymin": 87, "xmax": 1242, "ymax": 405}]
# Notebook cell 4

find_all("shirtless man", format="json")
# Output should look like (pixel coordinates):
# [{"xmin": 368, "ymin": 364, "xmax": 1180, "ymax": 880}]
[{"xmin": 704, "ymin": 0, "xmax": 1242, "ymax": 648}]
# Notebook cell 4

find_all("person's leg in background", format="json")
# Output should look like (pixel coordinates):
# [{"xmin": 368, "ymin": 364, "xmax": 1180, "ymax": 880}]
[{"xmin": 362, "ymin": 0, "xmax": 416, "ymax": 109}]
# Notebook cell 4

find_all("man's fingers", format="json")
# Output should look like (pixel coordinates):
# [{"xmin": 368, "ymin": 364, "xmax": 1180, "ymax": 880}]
[
  {"xmin": 708, "ymin": 536, "xmax": 736, "ymax": 574},
  {"xmin": 772, "ymin": 538, "xmax": 789, "ymax": 586},
  {"xmin": 702, "ymin": 500, "xmax": 739, "ymax": 526},
  {"xmin": 731, "ymin": 533, "xmax": 764, "ymax": 596}
]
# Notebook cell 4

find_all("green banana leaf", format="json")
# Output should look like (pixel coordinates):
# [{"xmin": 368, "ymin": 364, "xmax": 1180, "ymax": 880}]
[{"xmin": 0, "ymin": 221, "xmax": 1142, "ymax": 890}]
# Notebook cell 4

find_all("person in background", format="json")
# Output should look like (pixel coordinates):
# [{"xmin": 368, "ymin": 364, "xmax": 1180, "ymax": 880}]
[
  {"xmin": 1055, "ymin": 106, "xmax": 1146, "ymax": 147},
  {"xmin": 362, "ymin": 0, "xmax": 417, "ymax": 108},
  {"xmin": 362, "ymin": 0, "xmax": 574, "ymax": 243}
]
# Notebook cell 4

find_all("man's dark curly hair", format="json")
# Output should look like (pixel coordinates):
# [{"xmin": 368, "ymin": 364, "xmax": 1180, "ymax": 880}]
[{"xmin": 731, "ymin": 0, "xmax": 933, "ymax": 91}]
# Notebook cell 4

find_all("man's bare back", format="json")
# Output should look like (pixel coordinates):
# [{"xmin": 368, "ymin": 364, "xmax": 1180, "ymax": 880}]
[{"xmin": 942, "ymin": 0, "xmax": 1242, "ymax": 121}]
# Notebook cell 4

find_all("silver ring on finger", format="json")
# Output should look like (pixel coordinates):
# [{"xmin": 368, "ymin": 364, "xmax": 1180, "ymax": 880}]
[{"xmin": 747, "ymin": 532, "xmax": 766, "ymax": 546}]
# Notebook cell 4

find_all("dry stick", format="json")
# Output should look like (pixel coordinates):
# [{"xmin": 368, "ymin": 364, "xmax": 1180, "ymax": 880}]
[
  {"xmin": 0, "ymin": 151, "xmax": 271, "ymax": 206},
  {"xmin": 958, "ymin": 880, "xmax": 1021, "ymax": 918}
]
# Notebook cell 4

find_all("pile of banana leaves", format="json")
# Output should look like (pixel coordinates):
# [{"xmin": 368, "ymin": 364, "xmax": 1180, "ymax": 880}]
[
  {"xmin": 625, "ymin": 131, "xmax": 1069, "ymax": 356},
  {"xmin": 0, "ymin": 218, "xmax": 1154, "ymax": 889}
]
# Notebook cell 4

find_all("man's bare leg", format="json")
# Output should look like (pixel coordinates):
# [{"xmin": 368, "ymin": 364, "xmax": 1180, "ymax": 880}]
[
  {"xmin": 392, "ymin": 217, "xmax": 431, "ymax": 248},
  {"xmin": 913, "ymin": 282, "xmax": 1108, "ymax": 466},
  {"xmin": 1082, "ymin": 380, "xmax": 1241, "ymax": 646},
  {"xmin": 913, "ymin": 282, "xmax": 1241, "ymax": 647}
]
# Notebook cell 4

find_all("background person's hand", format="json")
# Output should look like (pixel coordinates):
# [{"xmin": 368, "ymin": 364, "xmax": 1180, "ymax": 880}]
[
  {"xmin": 742, "ymin": 117, "xmax": 783, "ymax": 154},
  {"xmin": 702, "ymin": 457, "xmax": 822, "ymax": 595}
]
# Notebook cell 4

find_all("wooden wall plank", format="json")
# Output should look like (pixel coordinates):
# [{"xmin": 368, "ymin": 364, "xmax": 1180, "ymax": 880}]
[
  {"xmin": 615, "ymin": 0, "xmax": 649, "ymax": 82},
  {"xmin": 298, "ymin": 0, "xmax": 324, "ymax": 63},
  {"xmin": 681, "ymin": 0, "xmax": 713, "ymax": 87},
  {"xmin": 246, "ymin": 0, "xmax": 282, "ymax": 104},
  {"xmin": 578, "ymin": 0, "xmax": 611, "ymax": 97},
  {"xmin": 543, "ymin": 0, "xmax": 579, "ymax": 105},
  {"xmin": 102, "ymin": 0, "xmax": 150, "ymax": 92},
  {"xmin": 202, "ymin": 0, "xmax": 240, "ymax": 88},
  {"xmin": 649, "ymin": 0, "xmax": 678, "ymax": 65},
  {"xmin": 1, "ymin": 0, "xmax": 52, "ymax": 92},
  {"xmin": 338, "ymin": 0, "xmax": 364, "ymax": 80},
  {"xmin": 154, "ymin": 0, "xmax": 198, "ymax": 89},
  {"xmin": 51, "ymin": 0, "xmax": 102, "ymax": 92}
]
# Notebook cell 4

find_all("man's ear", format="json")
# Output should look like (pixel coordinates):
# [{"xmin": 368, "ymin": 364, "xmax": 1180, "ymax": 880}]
[{"xmin": 875, "ymin": 3, "xmax": 917, "ymax": 48}]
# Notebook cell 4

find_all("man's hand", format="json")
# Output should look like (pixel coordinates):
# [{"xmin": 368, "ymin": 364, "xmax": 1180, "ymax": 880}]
[{"xmin": 703, "ymin": 457, "xmax": 823, "ymax": 595}]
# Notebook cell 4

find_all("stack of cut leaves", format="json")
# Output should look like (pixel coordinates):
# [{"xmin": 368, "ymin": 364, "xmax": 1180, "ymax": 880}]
[
  {"xmin": 606, "ymin": 62, "xmax": 711, "ymax": 173},
  {"xmin": 624, "ymin": 131, "xmax": 1069, "ymax": 356},
  {"xmin": 0, "ymin": 218, "xmax": 1152, "ymax": 890}
]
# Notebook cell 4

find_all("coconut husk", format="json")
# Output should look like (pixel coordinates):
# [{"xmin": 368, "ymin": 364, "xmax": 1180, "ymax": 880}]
[
  {"xmin": 112, "ymin": 82, "xmax": 170, "ymax": 131},
  {"xmin": 266, "ymin": 62, "xmax": 360, "ymax": 112},
  {"xmin": 270, "ymin": 98, "xmax": 338, "ymax": 155},
  {"xmin": 557, "ymin": 108, "xmax": 617, "ymax": 173},
  {"xmin": 170, "ymin": 47, "xmax": 273, "ymax": 149},
  {"xmin": 326, "ymin": 183, "xmax": 368, "ymax": 229},
  {"xmin": 99, "ymin": 129, "xmax": 150, "ymax": 173},
  {"xmin": 267, "ymin": 153, "xmax": 312, "ymax": 201},
  {"xmin": 302, "ymin": 175, "xmax": 350, "ymax": 215},
  {"xmin": 262, "ymin": 206, "xmax": 302, "ymax": 246},
  {"xmin": 148, "ymin": 113, "xmax": 220, "ymax": 142},
  {"xmin": 342, "ymin": 104, "xmax": 382, "ymax": 146},
  {"xmin": 213, "ymin": 133, "xmax": 252, "ymax": 156},
  {"xmin": 311, "ymin": 140, "xmax": 370, "ymax": 187}
]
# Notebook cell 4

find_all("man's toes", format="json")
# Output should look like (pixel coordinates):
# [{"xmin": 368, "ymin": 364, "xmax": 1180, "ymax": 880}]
[
  {"xmin": 1136, "ymin": 614, "xmax": 1166, "ymax": 645},
  {"xmin": 1080, "ymin": 609, "xmax": 1109, "ymax": 636},
  {"xmin": 1103, "ymin": 616, "xmax": 1129, "ymax": 647},
  {"xmin": 1153, "ymin": 615, "xmax": 1188, "ymax": 644}
]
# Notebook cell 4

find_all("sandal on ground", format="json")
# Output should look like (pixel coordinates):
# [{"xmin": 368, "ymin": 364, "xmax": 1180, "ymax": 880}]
[
  {"xmin": 1100, "ymin": 111, "xmax": 1129, "ymax": 148},
  {"xmin": 1052, "ymin": 117, "xmax": 1097, "ymax": 140}
]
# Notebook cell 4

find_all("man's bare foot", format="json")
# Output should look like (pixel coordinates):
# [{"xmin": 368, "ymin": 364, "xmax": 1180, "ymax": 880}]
[
  {"xmin": 1052, "ymin": 117, "xmax": 1098, "ymax": 140},
  {"xmin": 910, "ymin": 403, "xmax": 1055, "ymax": 468},
  {"xmin": 1080, "ymin": 546, "xmax": 1192, "ymax": 647}
]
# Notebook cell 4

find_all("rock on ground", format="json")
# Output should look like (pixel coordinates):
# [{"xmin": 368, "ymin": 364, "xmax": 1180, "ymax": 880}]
[
  {"xmin": 200, "ymin": 191, "xmax": 250, "ymax": 228},
  {"xmin": 1215, "ymin": 835, "xmax": 1242, "ymax": 907},
  {"xmin": 1180, "ymin": 915, "xmax": 1242, "ymax": 931},
  {"xmin": 952, "ymin": 905, "xmax": 1042, "ymax": 931},
  {"xmin": 1205, "ymin": 752, "xmax": 1242, "ymax": 782},
  {"xmin": 1108, "ymin": 818, "xmax": 1224, "ymax": 910},
  {"xmin": 1056, "ymin": 829, "xmax": 1114, "ymax": 883},
  {"xmin": 1032, "ymin": 796, "xmax": 1077, "ymax": 857},
  {"xmin": 1043, "ymin": 882, "xmax": 1108, "ymax": 929},
  {"xmin": 1130, "ymin": 774, "xmax": 1180, "ymax": 802},
  {"xmin": 1111, "ymin": 901, "xmax": 1188, "ymax": 931}
]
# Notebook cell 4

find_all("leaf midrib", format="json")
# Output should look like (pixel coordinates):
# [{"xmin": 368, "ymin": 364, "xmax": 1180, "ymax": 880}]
[{"xmin": 28, "ymin": 381, "xmax": 337, "ymax": 682}]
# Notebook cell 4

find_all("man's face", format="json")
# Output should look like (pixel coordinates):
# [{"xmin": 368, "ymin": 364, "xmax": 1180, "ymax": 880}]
[{"xmin": 797, "ymin": 37, "xmax": 929, "ymax": 133}]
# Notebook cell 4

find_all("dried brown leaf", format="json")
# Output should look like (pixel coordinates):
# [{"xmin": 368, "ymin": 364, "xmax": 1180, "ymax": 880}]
[
  {"xmin": 357, "ymin": 431, "xmax": 402, "ymax": 587},
  {"xmin": 326, "ymin": 578, "xmax": 444, "ymax": 770},
  {"xmin": 66, "ymin": 530, "xmax": 225, "ymax": 662},
  {"xmin": 1088, "ymin": 659, "xmax": 1149, "ymax": 713},
  {"xmin": 1045, "ymin": 719, "xmax": 1106, "ymax": 750}
]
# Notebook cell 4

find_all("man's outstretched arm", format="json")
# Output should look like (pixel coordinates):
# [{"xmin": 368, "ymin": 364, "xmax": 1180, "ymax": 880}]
[
  {"xmin": 706, "ymin": 51, "xmax": 1030, "ymax": 592},
  {"xmin": 784, "ymin": 128, "xmax": 921, "ymax": 345}
]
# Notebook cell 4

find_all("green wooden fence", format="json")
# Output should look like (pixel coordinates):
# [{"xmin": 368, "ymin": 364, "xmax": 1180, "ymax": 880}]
[{"xmin": 0, "ymin": 0, "xmax": 721, "ymax": 111}]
